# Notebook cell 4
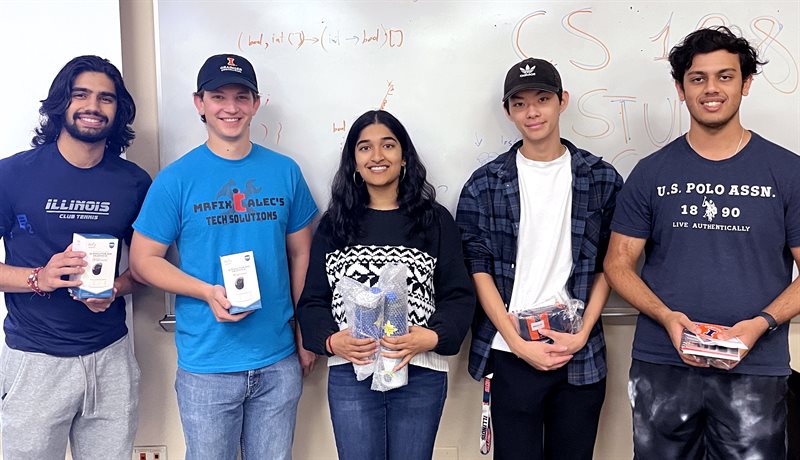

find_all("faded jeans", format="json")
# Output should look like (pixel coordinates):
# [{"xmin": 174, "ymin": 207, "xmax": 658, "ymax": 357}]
[
  {"xmin": 327, "ymin": 363, "xmax": 447, "ymax": 460},
  {"xmin": 176, "ymin": 353, "xmax": 302, "ymax": 460}
]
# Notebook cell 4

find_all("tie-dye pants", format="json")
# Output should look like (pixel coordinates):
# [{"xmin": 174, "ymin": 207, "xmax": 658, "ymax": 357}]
[{"xmin": 629, "ymin": 359, "xmax": 787, "ymax": 460}]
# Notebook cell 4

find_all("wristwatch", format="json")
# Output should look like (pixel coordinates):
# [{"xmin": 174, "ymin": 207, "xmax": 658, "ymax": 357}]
[{"xmin": 756, "ymin": 311, "xmax": 778, "ymax": 333}]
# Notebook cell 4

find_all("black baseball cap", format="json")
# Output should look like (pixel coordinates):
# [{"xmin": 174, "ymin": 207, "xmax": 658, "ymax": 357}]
[
  {"xmin": 197, "ymin": 54, "xmax": 258, "ymax": 93},
  {"xmin": 502, "ymin": 57, "xmax": 562, "ymax": 102}
]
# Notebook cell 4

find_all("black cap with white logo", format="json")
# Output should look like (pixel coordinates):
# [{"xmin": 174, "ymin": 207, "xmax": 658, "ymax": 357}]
[
  {"xmin": 502, "ymin": 57, "xmax": 562, "ymax": 102},
  {"xmin": 197, "ymin": 54, "xmax": 259, "ymax": 93}
]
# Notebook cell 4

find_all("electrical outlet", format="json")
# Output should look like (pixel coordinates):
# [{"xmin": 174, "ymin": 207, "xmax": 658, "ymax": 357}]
[{"xmin": 132, "ymin": 445, "xmax": 167, "ymax": 460}]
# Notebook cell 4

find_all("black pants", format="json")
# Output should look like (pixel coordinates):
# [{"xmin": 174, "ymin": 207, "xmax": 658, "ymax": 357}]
[
  {"xmin": 490, "ymin": 350, "xmax": 606, "ymax": 460},
  {"xmin": 630, "ymin": 359, "xmax": 787, "ymax": 460}
]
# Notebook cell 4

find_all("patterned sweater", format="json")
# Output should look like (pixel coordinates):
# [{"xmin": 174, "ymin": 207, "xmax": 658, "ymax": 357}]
[{"xmin": 298, "ymin": 204, "xmax": 475, "ymax": 371}]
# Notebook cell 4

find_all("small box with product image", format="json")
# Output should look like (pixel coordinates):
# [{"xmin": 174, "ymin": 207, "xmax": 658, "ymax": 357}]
[
  {"xmin": 69, "ymin": 233, "xmax": 118, "ymax": 299},
  {"xmin": 220, "ymin": 251, "xmax": 262, "ymax": 314}
]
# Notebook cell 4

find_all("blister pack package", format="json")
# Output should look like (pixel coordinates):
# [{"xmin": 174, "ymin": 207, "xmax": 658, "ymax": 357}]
[
  {"xmin": 510, "ymin": 298, "xmax": 585, "ymax": 342},
  {"xmin": 679, "ymin": 322, "xmax": 748, "ymax": 369}
]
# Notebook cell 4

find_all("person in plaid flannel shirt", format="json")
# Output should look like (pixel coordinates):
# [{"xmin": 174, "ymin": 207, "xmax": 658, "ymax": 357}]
[{"xmin": 456, "ymin": 57, "xmax": 622, "ymax": 460}]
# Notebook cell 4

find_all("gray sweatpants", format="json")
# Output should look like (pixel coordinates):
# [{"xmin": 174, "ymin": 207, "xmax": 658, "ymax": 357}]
[{"xmin": 0, "ymin": 335, "xmax": 140, "ymax": 460}]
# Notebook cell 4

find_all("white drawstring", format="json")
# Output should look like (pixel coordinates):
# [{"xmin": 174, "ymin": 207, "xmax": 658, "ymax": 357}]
[{"xmin": 78, "ymin": 352, "xmax": 98, "ymax": 416}]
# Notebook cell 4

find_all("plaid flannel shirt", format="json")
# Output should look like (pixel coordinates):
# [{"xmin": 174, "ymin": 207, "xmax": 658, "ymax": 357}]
[{"xmin": 456, "ymin": 139, "xmax": 623, "ymax": 385}]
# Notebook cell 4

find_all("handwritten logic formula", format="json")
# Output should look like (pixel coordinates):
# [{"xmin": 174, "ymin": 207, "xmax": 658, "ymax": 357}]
[{"xmin": 238, "ymin": 24, "xmax": 404, "ymax": 52}]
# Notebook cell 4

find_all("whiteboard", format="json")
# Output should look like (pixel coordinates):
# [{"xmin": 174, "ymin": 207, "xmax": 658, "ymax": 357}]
[
  {"xmin": 154, "ymin": 0, "xmax": 800, "ymax": 213},
  {"xmin": 0, "ymin": 0, "xmax": 123, "ymax": 346}
]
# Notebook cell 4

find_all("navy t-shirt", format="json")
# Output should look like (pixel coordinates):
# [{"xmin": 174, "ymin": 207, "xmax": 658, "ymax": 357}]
[
  {"xmin": 0, "ymin": 143, "xmax": 151, "ymax": 356},
  {"xmin": 611, "ymin": 133, "xmax": 800, "ymax": 376}
]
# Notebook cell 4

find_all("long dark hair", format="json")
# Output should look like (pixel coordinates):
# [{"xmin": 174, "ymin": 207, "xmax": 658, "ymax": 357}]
[
  {"xmin": 322, "ymin": 110, "xmax": 436, "ymax": 247},
  {"xmin": 32, "ymin": 55, "xmax": 136, "ymax": 155},
  {"xmin": 670, "ymin": 26, "xmax": 766, "ymax": 87}
]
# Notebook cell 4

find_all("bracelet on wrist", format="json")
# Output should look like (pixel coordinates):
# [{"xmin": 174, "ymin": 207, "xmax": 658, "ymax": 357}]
[
  {"xmin": 26, "ymin": 266, "xmax": 48, "ymax": 297},
  {"xmin": 325, "ymin": 334, "xmax": 334, "ymax": 355}
]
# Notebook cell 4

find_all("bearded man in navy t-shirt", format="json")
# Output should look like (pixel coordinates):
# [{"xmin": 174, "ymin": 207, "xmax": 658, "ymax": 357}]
[
  {"xmin": 606, "ymin": 27, "xmax": 800, "ymax": 459},
  {"xmin": 0, "ymin": 56, "xmax": 151, "ymax": 459}
]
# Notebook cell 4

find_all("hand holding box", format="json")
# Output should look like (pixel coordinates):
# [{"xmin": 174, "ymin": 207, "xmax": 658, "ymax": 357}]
[
  {"xmin": 69, "ymin": 233, "xmax": 117, "ymax": 299},
  {"xmin": 220, "ymin": 251, "xmax": 262, "ymax": 314},
  {"xmin": 680, "ymin": 322, "xmax": 748, "ymax": 369}
]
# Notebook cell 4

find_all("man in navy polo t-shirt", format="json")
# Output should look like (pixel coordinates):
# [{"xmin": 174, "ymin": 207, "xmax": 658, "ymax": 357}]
[{"xmin": 606, "ymin": 27, "xmax": 800, "ymax": 459}]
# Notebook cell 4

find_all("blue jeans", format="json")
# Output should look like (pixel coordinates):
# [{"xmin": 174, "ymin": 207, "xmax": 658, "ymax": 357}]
[
  {"xmin": 175, "ymin": 353, "xmax": 302, "ymax": 460},
  {"xmin": 327, "ymin": 363, "xmax": 447, "ymax": 460}
]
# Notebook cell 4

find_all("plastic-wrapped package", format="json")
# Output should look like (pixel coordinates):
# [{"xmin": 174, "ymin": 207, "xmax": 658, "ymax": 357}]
[
  {"xmin": 383, "ymin": 292, "xmax": 409, "ymax": 336},
  {"xmin": 679, "ymin": 322, "xmax": 748, "ymax": 370},
  {"xmin": 354, "ymin": 287, "xmax": 384, "ymax": 340},
  {"xmin": 372, "ymin": 295, "xmax": 409, "ymax": 391},
  {"xmin": 376, "ymin": 264, "xmax": 408, "ymax": 337},
  {"xmin": 371, "ymin": 350, "xmax": 408, "ymax": 391},
  {"xmin": 371, "ymin": 264, "xmax": 410, "ymax": 392},
  {"xmin": 340, "ymin": 278, "xmax": 384, "ymax": 381},
  {"xmin": 509, "ymin": 298, "xmax": 584, "ymax": 341},
  {"xmin": 337, "ymin": 263, "xmax": 411, "ymax": 390}
]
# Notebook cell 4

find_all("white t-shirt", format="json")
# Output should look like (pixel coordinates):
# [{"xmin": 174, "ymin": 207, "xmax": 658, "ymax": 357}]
[{"xmin": 492, "ymin": 148, "xmax": 573, "ymax": 352}]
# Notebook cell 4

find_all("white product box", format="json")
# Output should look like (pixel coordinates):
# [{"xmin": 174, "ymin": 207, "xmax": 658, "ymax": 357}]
[
  {"xmin": 70, "ymin": 233, "xmax": 118, "ymax": 299},
  {"xmin": 220, "ymin": 251, "xmax": 262, "ymax": 314}
]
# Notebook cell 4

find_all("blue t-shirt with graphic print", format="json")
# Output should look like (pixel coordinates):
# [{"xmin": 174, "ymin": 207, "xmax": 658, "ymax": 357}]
[
  {"xmin": 0, "ymin": 143, "xmax": 151, "ymax": 356},
  {"xmin": 133, "ymin": 143, "xmax": 317, "ymax": 373},
  {"xmin": 612, "ymin": 132, "xmax": 800, "ymax": 376}
]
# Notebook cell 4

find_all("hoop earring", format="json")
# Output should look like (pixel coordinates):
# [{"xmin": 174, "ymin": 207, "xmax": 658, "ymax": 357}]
[
  {"xmin": 353, "ymin": 170, "xmax": 364, "ymax": 186},
  {"xmin": 400, "ymin": 165, "xmax": 406, "ymax": 182}
]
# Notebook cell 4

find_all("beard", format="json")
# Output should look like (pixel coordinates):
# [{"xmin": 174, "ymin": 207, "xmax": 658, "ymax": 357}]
[
  {"xmin": 63, "ymin": 112, "xmax": 114, "ymax": 144},
  {"xmin": 688, "ymin": 104, "xmax": 741, "ymax": 130}
]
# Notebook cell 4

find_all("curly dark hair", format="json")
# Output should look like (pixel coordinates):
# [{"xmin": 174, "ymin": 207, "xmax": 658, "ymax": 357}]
[
  {"xmin": 669, "ymin": 26, "xmax": 767, "ymax": 88},
  {"xmin": 32, "ymin": 55, "xmax": 136, "ymax": 155},
  {"xmin": 321, "ymin": 110, "xmax": 436, "ymax": 248}
]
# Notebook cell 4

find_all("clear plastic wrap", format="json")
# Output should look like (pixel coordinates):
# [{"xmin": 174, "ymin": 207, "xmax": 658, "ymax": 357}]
[
  {"xmin": 679, "ymin": 322, "xmax": 747, "ymax": 370},
  {"xmin": 340, "ymin": 278, "xmax": 384, "ymax": 381},
  {"xmin": 509, "ymin": 298, "xmax": 584, "ymax": 341},
  {"xmin": 338, "ymin": 263, "xmax": 410, "ymax": 390},
  {"xmin": 371, "ymin": 264, "xmax": 409, "ymax": 392}
]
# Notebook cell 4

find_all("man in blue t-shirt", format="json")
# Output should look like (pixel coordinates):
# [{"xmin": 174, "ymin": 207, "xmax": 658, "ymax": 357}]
[
  {"xmin": 606, "ymin": 27, "xmax": 800, "ymax": 459},
  {"xmin": 0, "ymin": 56, "xmax": 151, "ymax": 459},
  {"xmin": 130, "ymin": 54, "xmax": 317, "ymax": 460}
]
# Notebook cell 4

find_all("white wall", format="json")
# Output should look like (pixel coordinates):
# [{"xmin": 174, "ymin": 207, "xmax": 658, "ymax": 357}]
[{"xmin": 152, "ymin": 1, "xmax": 800, "ymax": 216}]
